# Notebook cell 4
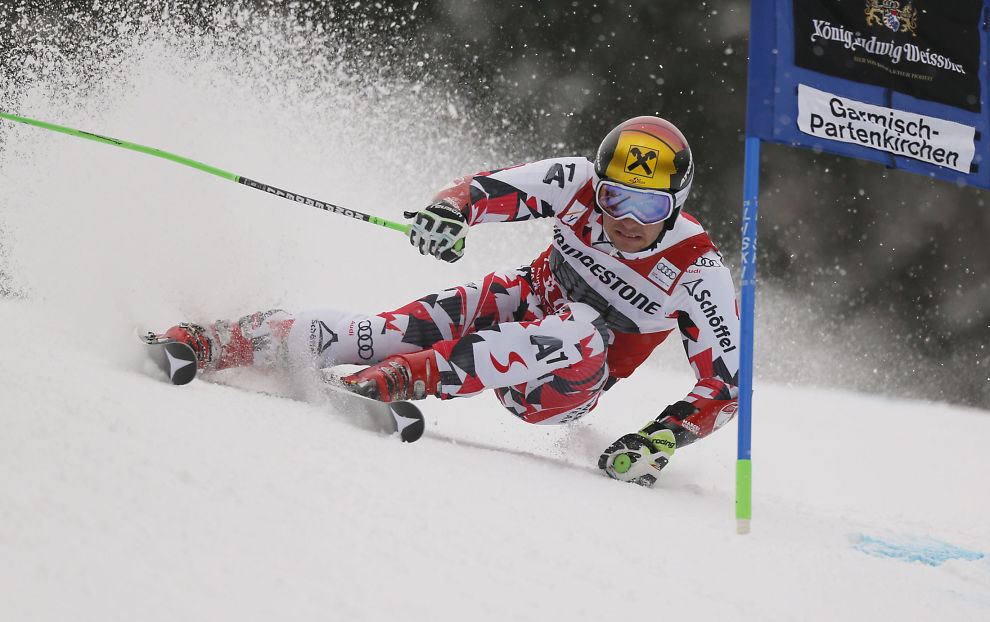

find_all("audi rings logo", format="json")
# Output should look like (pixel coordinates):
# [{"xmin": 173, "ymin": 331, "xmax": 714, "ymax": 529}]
[
  {"xmin": 693, "ymin": 256, "xmax": 722, "ymax": 268},
  {"xmin": 357, "ymin": 319, "xmax": 375, "ymax": 360}
]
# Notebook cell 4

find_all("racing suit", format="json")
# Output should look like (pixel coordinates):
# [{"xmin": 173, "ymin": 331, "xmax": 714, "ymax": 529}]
[{"xmin": 204, "ymin": 157, "xmax": 740, "ymax": 446}]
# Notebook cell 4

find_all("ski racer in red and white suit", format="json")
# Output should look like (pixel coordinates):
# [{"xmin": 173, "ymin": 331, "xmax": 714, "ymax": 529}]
[{"xmin": 164, "ymin": 117, "xmax": 739, "ymax": 487}]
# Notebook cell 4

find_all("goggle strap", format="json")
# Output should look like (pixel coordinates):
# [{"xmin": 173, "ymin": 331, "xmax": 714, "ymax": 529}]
[{"xmin": 673, "ymin": 182, "xmax": 691, "ymax": 209}]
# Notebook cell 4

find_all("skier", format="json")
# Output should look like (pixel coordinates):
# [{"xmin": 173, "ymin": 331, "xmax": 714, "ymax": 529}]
[{"xmin": 159, "ymin": 116, "xmax": 739, "ymax": 487}]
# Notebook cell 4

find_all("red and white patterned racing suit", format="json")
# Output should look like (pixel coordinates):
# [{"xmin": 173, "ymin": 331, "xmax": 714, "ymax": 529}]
[{"xmin": 205, "ymin": 158, "xmax": 740, "ymax": 446}]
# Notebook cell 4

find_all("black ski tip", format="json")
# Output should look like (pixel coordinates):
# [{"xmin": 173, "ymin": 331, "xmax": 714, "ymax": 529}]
[
  {"xmin": 142, "ymin": 336, "xmax": 198, "ymax": 385},
  {"xmin": 162, "ymin": 341, "xmax": 198, "ymax": 385},
  {"xmin": 389, "ymin": 401, "xmax": 425, "ymax": 443}
]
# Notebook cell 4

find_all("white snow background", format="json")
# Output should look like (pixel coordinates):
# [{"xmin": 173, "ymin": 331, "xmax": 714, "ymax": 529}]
[{"xmin": 0, "ymin": 5, "xmax": 988, "ymax": 621}]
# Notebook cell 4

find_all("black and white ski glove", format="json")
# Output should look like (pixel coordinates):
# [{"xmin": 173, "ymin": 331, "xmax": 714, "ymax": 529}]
[
  {"xmin": 404, "ymin": 198, "xmax": 468, "ymax": 263},
  {"xmin": 598, "ymin": 427, "xmax": 676, "ymax": 488}
]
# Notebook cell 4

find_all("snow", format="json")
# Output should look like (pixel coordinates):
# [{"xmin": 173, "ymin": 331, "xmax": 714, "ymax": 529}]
[
  {"xmin": 1, "ymin": 18, "xmax": 989, "ymax": 621},
  {"xmin": 1, "ymin": 296, "xmax": 988, "ymax": 621}
]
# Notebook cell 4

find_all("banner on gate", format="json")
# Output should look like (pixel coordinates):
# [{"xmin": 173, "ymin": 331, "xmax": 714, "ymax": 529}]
[
  {"xmin": 797, "ymin": 84, "xmax": 976, "ymax": 172},
  {"xmin": 793, "ymin": 0, "xmax": 983, "ymax": 112},
  {"xmin": 746, "ymin": 0, "xmax": 990, "ymax": 189}
]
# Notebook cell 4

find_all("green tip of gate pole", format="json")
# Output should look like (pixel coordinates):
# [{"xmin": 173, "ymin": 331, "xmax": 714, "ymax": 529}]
[{"xmin": 736, "ymin": 459, "xmax": 752, "ymax": 535}]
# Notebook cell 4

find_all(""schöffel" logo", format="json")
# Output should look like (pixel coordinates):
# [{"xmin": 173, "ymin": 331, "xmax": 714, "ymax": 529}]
[{"xmin": 681, "ymin": 278, "xmax": 736, "ymax": 353}]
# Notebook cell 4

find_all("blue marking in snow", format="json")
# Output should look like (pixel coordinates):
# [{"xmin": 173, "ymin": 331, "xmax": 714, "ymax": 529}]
[{"xmin": 852, "ymin": 534, "xmax": 985, "ymax": 567}]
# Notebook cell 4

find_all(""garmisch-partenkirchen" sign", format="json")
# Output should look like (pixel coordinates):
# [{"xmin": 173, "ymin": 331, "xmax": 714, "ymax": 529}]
[
  {"xmin": 794, "ymin": 0, "xmax": 983, "ymax": 112},
  {"xmin": 797, "ymin": 84, "xmax": 976, "ymax": 172}
]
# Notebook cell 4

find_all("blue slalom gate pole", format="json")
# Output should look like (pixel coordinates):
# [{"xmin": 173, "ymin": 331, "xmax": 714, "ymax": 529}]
[{"xmin": 736, "ymin": 136, "xmax": 761, "ymax": 534}]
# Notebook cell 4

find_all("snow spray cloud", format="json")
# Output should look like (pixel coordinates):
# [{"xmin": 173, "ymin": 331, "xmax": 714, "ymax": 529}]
[
  {"xmin": 0, "ymin": 1, "xmax": 524, "ymax": 324},
  {"xmin": 2, "ymin": 2, "xmax": 978, "ymax": 408}
]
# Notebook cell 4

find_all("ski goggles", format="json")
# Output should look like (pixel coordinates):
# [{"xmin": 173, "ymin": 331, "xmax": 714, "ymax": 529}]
[{"xmin": 594, "ymin": 179, "xmax": 687, "ymax": 225}]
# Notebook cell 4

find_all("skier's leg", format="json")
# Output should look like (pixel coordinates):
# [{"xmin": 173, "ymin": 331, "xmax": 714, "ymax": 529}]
[
  {"xmin": 345, "ymin": 301, "xmax": 611, "ymax": 411},
  {"xmin": 284, "ymin": 268, "xmax": 541, "ymax": 371},
  {"xmin": 437, "ymin": 301, "xmax": 611, "ymax": 424},
  {"xmin": 433, "ymin": 301, "xmax": 607, "ymax": 397},
  {"xmin": 165, "ymin": 268, "xmax": 541, "ymax": 372},
  {"xmin": 492, "ymin": 349, "xmax": 609, "ymax": 425},
  {"xmin": 162, "ymin": 309, "xmax": 295, "ymax": 371}
]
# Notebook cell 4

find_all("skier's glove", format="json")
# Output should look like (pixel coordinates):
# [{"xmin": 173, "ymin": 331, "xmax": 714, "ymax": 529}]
[
  {"xmin": 598, "ymin": 427, "xmax": 676, "ymax": 488},
  {"xmin": 404, "ymin": 199, "xmax": 468, "ymax": 263}
]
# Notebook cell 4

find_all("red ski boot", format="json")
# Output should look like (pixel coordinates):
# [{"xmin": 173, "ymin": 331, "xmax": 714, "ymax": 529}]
[
  {"xmin": 163, "ymin": 323, "xmax": 219, "ymax": 370},
  {"xmin": 163, "ymin": 322, "xmax": 259, "ymax": 371},
  {"xmin": 341, "ymin": 349, "xmax": 441, "ymax": 402}
]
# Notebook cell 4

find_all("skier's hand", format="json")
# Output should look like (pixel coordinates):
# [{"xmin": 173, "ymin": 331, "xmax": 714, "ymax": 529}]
[
  {"xmin": 404, "ymin": 199, "xmax": 468, "ymax": 263},
  {"xmin": 598, "ymin": 428, "xmax": 676, "ymax": 488}
]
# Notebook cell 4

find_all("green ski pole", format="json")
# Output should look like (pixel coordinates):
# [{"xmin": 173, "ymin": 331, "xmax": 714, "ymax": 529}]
[{"xmin": 0, "ymin": 111, "xmax": 412, "ymax": 236}]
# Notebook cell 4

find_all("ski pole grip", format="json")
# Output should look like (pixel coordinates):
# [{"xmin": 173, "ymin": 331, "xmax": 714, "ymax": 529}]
[{"xmin": 389, "ymin": 221, "xmax": 463, "ymax": 252}]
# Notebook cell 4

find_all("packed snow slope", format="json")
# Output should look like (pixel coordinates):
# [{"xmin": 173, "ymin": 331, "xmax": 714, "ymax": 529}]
[
  {"xmin": 1, "ymin": 9, "xmax": 989, "ymax": 621},
  {"xmin": 3, "ymin": 301, "xmax": 990, "ymax": 622}
]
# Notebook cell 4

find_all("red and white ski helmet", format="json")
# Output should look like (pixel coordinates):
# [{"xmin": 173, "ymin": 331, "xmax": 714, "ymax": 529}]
[{"xmin": 594, "ymin": 116, "xmax": 694, "ymax": 215}]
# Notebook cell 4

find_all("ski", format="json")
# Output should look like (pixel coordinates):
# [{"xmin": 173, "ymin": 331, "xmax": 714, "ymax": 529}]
[
  {"xmin": 322, "ymin": 372, "xmax": 426, "ymax": 443},
  {"xmin": 139, "ymin": 332, "xmax": 198, "ymax": 385},
  {"xmin": 139, "ymin": 332, "xmax": 425, "ymax": 442}
]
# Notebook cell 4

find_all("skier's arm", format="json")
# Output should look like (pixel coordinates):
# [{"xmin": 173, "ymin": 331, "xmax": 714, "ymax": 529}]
[
  {"xmin": 648, "ymin": 256, "xmax": 740, "ymax": 447},
  {"xmin": 405, "ymin": 157, "xmax": 593, "ymax": 262},
  {"xmin": 432, "ymin": 157, "xmax": 594, "ymax": 225},
  {"xmin": 599, "ymin": 255, "xmax": 740, "ymax": 485}
]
